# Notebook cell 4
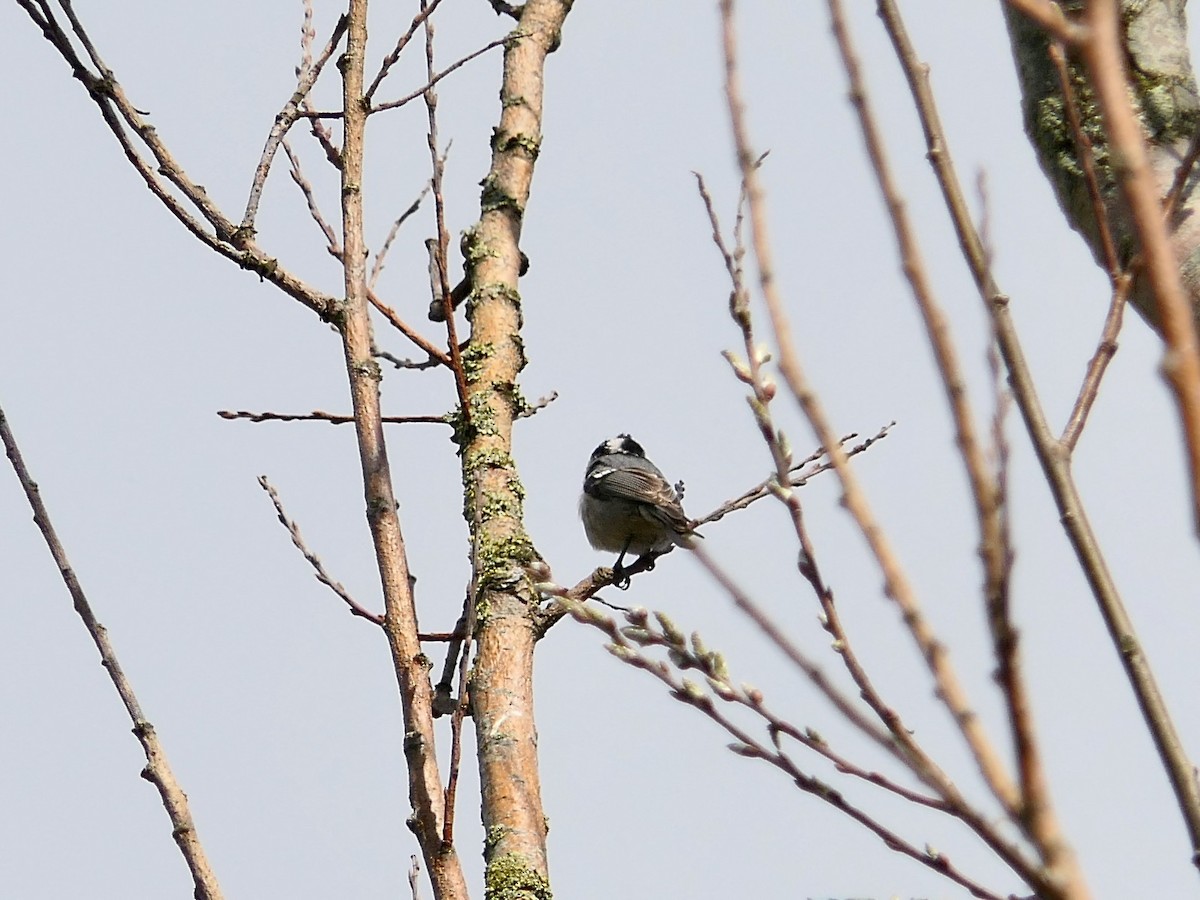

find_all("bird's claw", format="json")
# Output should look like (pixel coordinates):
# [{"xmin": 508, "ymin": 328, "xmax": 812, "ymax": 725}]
[{"xmin": 612, "ymin": 565, "xmax": 632, "ymax": 590}]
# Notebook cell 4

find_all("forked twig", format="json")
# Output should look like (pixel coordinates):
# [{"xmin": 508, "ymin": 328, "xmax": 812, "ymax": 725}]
[
  {"xmin": 566, "ymin": 600, "xmax": 1011, "ymax": 900},
  {"xmin": 694, "ymin": 424, "xmax": 893, "ymax": 527},
  {"xmin": 369, "ymin": 289, "xmax": 453, "ymax": 368},
  {"xmin": 240, "ymin": 13, "xmax": 349, "ymax": 233},
  {"xmin": 372, "ymin": 35, "xmax": 515, "ymax": 114},
  {"xmin": 16, "ymin": 0, "xmax": 339, "ymax": 320},
  {"xmin": 364, "ymin": 0, "xmax": 447, "ymax": 104}
]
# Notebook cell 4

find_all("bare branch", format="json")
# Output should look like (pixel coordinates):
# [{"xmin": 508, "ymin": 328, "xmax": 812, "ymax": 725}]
[
  {"xmin": 443, "ymin": 493, "xmax": 482, "ymax": 846},
  {"xmin": 283, "ymin": 139, "xmax": 341, "ymax": 255},
  {"xmin": 363, "ymin": 0, "xmax": 447, "ymax": 105},
  {"xmin": 239, "ymin": 13, "xmax": 349, "ymax": 233},
  {"xmin": 372, "ymin": 35, "xmax": 514, "ymax": 114},
  {"xmin": 219, "ymin": 409, "xmax": 448, "ymax": 425},
  {"xmin": 0, "ymin": 403, "xmax": 224, "ymax": 900},
  {"xmin": 694, "ymin": 424, "xmax": 893, "ymax": 527},
  {"xmin": 257, "ymin": 475, "xmax": 384, "ymax": 624},
  {"xmin": 374, "ymin": 347, "xmax": 443, "ymax": 371},
  {"xmin": 566, "ymin": 600, "xmax": 1014, "ymax": 900},
  {"xmin": 1061, "ymin": 273, "xmax": 1131, "ymax": 450},
  {"xmin": 337, "ymin": 4, "xmax": 466, "ymax": 894},
  {"xmin": 14, "ymin": 1, "xmax": 340, "ymax": 321},
  {"xmin": 516, "ymin": 389, "xmax": 558, "ymax": 419},
  {"xmin": 371, "ymin": 180, "xmax": 435, "ymax": 290},
  {"xmin": 1047, "ymin": 41, "xmax": 1121, "ymax": 278},
  {"xmin": 421, "ymin": 16, "xmax": 472, "ymax": 434},
  {"xmin": 369, "ymin": 289, "xmax": 453, "ymax": 368},
  {"xmin": 879, "ymin": 0, "xmax": 1200, "ymax": 870}
]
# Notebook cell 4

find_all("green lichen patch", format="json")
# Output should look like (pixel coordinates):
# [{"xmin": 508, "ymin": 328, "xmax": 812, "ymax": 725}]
[{"xmin": 484, "ymin": 853, "xmax": 552, "ymax": 900}]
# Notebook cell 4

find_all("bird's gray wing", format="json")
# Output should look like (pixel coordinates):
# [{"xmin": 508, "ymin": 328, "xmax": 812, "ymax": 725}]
[{"xmin": 593, "ymin": 467, "xmax": 692, "ymax": 533}]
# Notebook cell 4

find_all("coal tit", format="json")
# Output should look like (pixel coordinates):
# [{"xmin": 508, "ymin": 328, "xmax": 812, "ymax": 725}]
[{"xmin": 580, "ymin": 434, "xmax": 698, "ymax": 587}]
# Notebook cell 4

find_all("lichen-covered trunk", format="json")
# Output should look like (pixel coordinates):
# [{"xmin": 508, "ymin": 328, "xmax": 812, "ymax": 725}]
[
  {"xmin": 458, "ymin": 3, "xmax": 574, "ymax": 898},
  {"xmin": 1003, "ymin": 0, "xmax": 1200, "ymax": 329}
]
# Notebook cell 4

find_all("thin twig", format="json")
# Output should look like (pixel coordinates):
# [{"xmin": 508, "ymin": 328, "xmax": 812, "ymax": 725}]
[
  {"xmin": 433, "ymin": 606, "xmax": 469, "ymax": 718},
  {"xmin": 239, "ymin": 13, "xmax": 349, "ymax": 233},
  {"xmin": 443, "ymin": 495, "xmax": 481, "ymax": 846},
  {"xmin": 219, "ymin": 409, "xmax": 448, "ymax": 426},
  {"xmin": 854, "ymin": 3, "xmax": 1084, "ymax": 891},
  {"xmin": 733, "ymin": 0, "xmax": 1026, "ymax": 835},
  {"xmin": 694, "ymin": 424, "xmax": 893, "ymax": 527},
  {"xmin": 363, "ymin": 0, "xmax": 447, "ymax": 105},
  {"xmin": 830, "ymin": 1, "xmax": 1023, "ymax": 816},
  {"xmin": 567, "ymin": 601, "xmax": 1012, "ymax": 900},
  {"xmin": 516, "ymin": 390, "xmax": 559, "ymax": 419},
  {"xmin": 698, "ymin": 163, "xmax": 999, "ymax": 840},
  {"xmin": 420, "ymin": 10, "xmax": 472, "ymax": 434},
  {"xmin": 371, "ymin": 35, "xmax": 514, "ymax": 114},
  {"xmin": 0, "ymin": 403, "xmax": 224, "ymax": 900},
  {"xmin": 283, "ymin": 139, "xmax": 341, "ymax": 255},
  {"xmin": 1047, "ymin": 42, "xmax": 1121, "ymax": 278},
  {"xmin": 15, "ymin": 1, "xmax": 339, "ymax": 320},
  {"xmin": 1060, "ymin": 273, "xmax": 1131, "ymax": 450},
  {"xmin": 1043, "ymin": 35, "xmax": 1131, "ymax": 450},
  {"xmin": 297, "ymin": 0, "xmax": 340, "ymax": 169},
  {"xmin": 984, "ymin": 350, "xmax": 1039, "ymax": 833},
  {"xmin": 1162, "ymin": 131, "xmax": 1200, "ymax": 222},
  {"xmin": 54, "ymin": 0, "xmax": 233, "ymax": 238},
  {"xmin": 369, "ymin": 289, "xmax": 453, "ymax": 367},
  {"xmin": 375, "ymin": 346, "xmax": 443, "ymax": 371},
  {"xmin": 688, "ymin": 543, "xmax": 1045, "ymax": 892},
  {"xmin": 371, "ymin": 180, "xmax": 435, "ymax": 290},
  {"xmin": 257, "ymin": 476, "xmax": 383, "ymax": 624}
]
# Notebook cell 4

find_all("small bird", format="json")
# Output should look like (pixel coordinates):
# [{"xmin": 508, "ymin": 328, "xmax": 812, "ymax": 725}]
[{"xmin": 579, "ymin": 434, "xmax": 699, "ymax": 588}]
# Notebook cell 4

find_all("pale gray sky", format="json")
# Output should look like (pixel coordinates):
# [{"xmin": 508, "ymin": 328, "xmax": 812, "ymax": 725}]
[{"xmin": 2, "ymin": 3, "xmax": 1198, "ymax": 898}]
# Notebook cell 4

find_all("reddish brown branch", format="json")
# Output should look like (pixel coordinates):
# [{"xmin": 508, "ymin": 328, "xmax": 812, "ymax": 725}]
[{"xmin": 369, "ymin": 290, "xmax": 453, "ymax": 368}]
